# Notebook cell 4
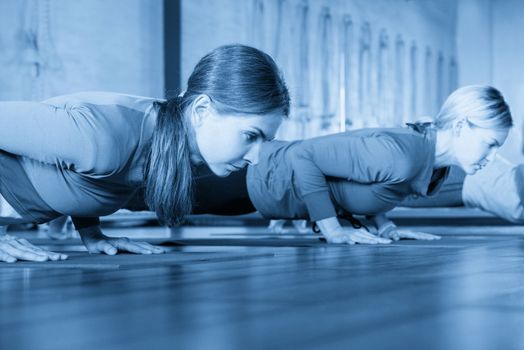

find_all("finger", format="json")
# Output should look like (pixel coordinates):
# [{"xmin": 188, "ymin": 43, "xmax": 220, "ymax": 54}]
[
  {"xmin": 355, "ymin": 232, "xmax": 391, "ymax": 244},
  {"xmin": 17, "ymin": 238, "xmax": 53, "ymax": 253},
  {"xmin": 398, "ymin": 231, "xmax": 441, "ymax": 241},
  {"xmin": 132, "ymin": 241, "xmax": 158, "ymax": 254},
  {"xmin": 14, "ymin": 239, "xmax": 60, "ymax": 260},
  {"xmin": 0, "ymin": 250, "xmax": 17, "ymax": 263},
  {"xmin": 133, "ymin": 241, "xmax": 166, "ymax": 253},
  {"xmin": 14, "ymin": 238, "xmax": 42, "ymax": 250},
  {"xmin": 376, "ymin": 236, "xmax": 392, "ymax": 244},
  {"xmin": 9, "ymin": 240, "xmax": 48, "ymax": 257},
  {"xmin": 360, "ymin": 231, "xmax": 387, "ymax": 241},
  {"xmin": 389, "ymin": 232, "xmax": 401, "ymax": 241},
  {"xmin": 412, "ymin": 232, "xmax": 441, "ymax": 240},
  {"xmin": 355, "ymin": 236, "xmax": 378, "ymax": 244},
  {"xmin": 18, "ymin": 239, "xmax": 68, "ymax": 260},
  {"xmin": 112, "ymin": 239, "xmax": 153, "ymax": 254},
  {"xmin": 1, "ymin": 243, "xmax": 48, "ymax": 262},
  {"xmin": 96, "ymin": 241, "xmax": 117, "ymax": 255},
  {"xmin": 348, "ymin": 233, "xmax": 378, "ymax": 245},
  {"xmin": 340, "ymin": 235, "xmax": 356, "ymax": 245},
  {"xmin": 370, "ymin": 234, "xmax": 392, "ymax": 244},
  {"xmin": 414, "ymin": 232, "xmax": 441, "ymax": 240},
  {"xmin": 325, "ymin": 235, "xmax": 346, "ymax": 244}
]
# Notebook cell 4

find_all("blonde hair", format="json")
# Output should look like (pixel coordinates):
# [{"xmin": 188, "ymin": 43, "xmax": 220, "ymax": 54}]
[{"xmin": 434, "ymin": 85, "xmax": 512, "ymax": 130}]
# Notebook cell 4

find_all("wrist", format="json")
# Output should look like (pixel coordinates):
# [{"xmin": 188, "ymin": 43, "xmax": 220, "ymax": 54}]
[
  {"xmin": 377, "ymin": 221, "xmax": 397, "ymax": 237},
  {"xmin": 316, "ymin": 217, "xmax": 342, "ymax": 235}
]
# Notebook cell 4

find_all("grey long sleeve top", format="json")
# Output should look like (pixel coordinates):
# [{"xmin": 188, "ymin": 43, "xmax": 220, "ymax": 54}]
[
  {"xmin": 0, "ymin": 92, "xmax": 158, "ymax": 225},
  {"xmin": 247, "ymin": 126, "xmax": 449, "ymax": 221}
]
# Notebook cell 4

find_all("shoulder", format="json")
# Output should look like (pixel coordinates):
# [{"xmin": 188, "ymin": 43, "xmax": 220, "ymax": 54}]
[
  {"xmin": 45, "ymin": 92, "xmax": 160, "ymax": 174},
  {"xmin": 354, "ymin": 128, "xmax": 431, "ymax": 179},
  {"xmin": 43, "ymin": 91, "xmax": 160, "ymax": 110}
]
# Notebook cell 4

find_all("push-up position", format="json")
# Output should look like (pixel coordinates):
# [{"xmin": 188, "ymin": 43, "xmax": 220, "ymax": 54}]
[
  {"xmin": 247, "ymin": 86, "xmax": 510, "ymax": 243},
  {"xmin": 65, "ymin": 85, "xmax": 512, "ymax": 245},
  {"xmin": 0, "ymin": 44, "xmax": 290, "ymax": 263}
]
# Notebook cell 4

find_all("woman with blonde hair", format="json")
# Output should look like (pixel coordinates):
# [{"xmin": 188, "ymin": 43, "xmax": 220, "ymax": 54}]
[{"xmin": 270, "ymin": 85, "xmax": 512, "ymax": 243}]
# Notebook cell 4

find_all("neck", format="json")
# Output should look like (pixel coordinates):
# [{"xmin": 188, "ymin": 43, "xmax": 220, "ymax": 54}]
[
  {"xmin": 186, "ymin": 113, "xmax": 204, "ymax": 165},
  {"xmin": 434, "ymin": 129, "xmax": 455, "ymax": 168}
]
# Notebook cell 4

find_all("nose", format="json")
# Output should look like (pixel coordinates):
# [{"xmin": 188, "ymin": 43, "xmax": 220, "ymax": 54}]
[
  {"xmin": 244, "ymin": 142, "xmax": 262, "ymax": 165},
  {"xmin": 485, "ymin": 147, "xmax": 498, "ymax": 163},
  {"xmin": 480, "ymin": 147, "xmax": 498, "ymax": 167}
]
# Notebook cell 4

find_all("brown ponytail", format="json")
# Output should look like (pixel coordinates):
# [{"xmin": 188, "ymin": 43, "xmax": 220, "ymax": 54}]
[{"xmin": 144, "ymin": 97, "xmax": 193, "ymax": 226}]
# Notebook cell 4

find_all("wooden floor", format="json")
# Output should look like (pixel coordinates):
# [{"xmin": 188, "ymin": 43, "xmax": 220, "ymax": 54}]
[{"xmin": 1, "ymin": 224, "xmax": 524, "ymax": 350}]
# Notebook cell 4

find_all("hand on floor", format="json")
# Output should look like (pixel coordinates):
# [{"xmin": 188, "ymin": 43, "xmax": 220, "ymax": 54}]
[
  {"xmin": 268, "ymin": 220, "xmax": 311, "ymax": 234},
  {"xmin": 268, "ymin": 220, "xmax": 288, "ymax": 233},
  {"xmin": 377, "ymin": 222, "xmax": 441, "ymax": 241},
  {"xmin": 78, "ymin": 226, "xmax": 165, "ymax": 255},
  {"xmin": 323, "ymin": 227, "xmax": 392, "ymax": 245},
  {"xmin": 292, "ymin": 220, "xmax": 311, "ymax": 234},
  {"xmin": 0, "ymin": 234, "xmax": 68, "ymax": 263}
]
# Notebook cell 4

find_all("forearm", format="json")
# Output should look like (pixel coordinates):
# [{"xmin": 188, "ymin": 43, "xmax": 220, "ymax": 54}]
[{"xmin": 303, "ymin": 190, "xmax": 338, "ymax": 222}]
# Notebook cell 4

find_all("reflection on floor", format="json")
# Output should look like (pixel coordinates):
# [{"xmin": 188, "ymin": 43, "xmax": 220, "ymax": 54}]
[{"xmin": 1, "ymin": 222, "xmax": 524, "ymax": 350}]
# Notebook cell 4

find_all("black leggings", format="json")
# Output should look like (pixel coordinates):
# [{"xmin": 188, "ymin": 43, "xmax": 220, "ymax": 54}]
[
  {"xmin": 191, "ymin": 165, "xmax": 256, "ymax": 215},
  {"xmin": 73, "ymin": 164, "xmax": 256, "ymax": 230},
  {"xmin": 124, "ymin": 164, "xmax": 256, "ymax": 216}
]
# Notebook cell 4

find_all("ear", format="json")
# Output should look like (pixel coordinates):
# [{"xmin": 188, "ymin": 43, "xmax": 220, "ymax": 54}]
[
  {"xmin": 453, "ymin": 118, "xmax": 466, "ymax": 136},
  {"xmin": 190, "ymin": 94, "xmax": 212, "ymax": 127}
]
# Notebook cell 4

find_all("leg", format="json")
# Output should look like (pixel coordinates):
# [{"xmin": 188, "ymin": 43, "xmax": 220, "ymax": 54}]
[{"xmin": 39, "ymin": 216, "xmax": 72, "ymax": 240}]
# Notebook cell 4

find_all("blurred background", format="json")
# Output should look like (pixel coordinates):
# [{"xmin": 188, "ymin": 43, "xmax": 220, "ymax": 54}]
[{"xmin": 0, "ymin": 0, "xmax": 523, "ymax": 163}]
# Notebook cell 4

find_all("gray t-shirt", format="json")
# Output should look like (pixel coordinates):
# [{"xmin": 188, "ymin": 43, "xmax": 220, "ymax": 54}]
[
  {"xmin": 0, "ymin": 92, "xmax": 158, "ymax": 224},
  {"xmin": 247, "ymin": 126, "xmax": 449, "ymax": 221}
]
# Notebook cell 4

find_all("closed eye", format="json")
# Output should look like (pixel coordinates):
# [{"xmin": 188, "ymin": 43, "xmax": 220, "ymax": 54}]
[{"xmin": 486, "ymin": 139, "xmax": 500, "ymax": 149}]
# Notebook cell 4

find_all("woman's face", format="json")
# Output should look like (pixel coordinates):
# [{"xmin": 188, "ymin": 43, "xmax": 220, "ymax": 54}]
[
  {"xmin": 453, "ymin": 121, "xmax": 509, "ymax": 175},
  {"xmin": 191, "ymin": 96, "xmax": 283, "ymax": 176}
]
